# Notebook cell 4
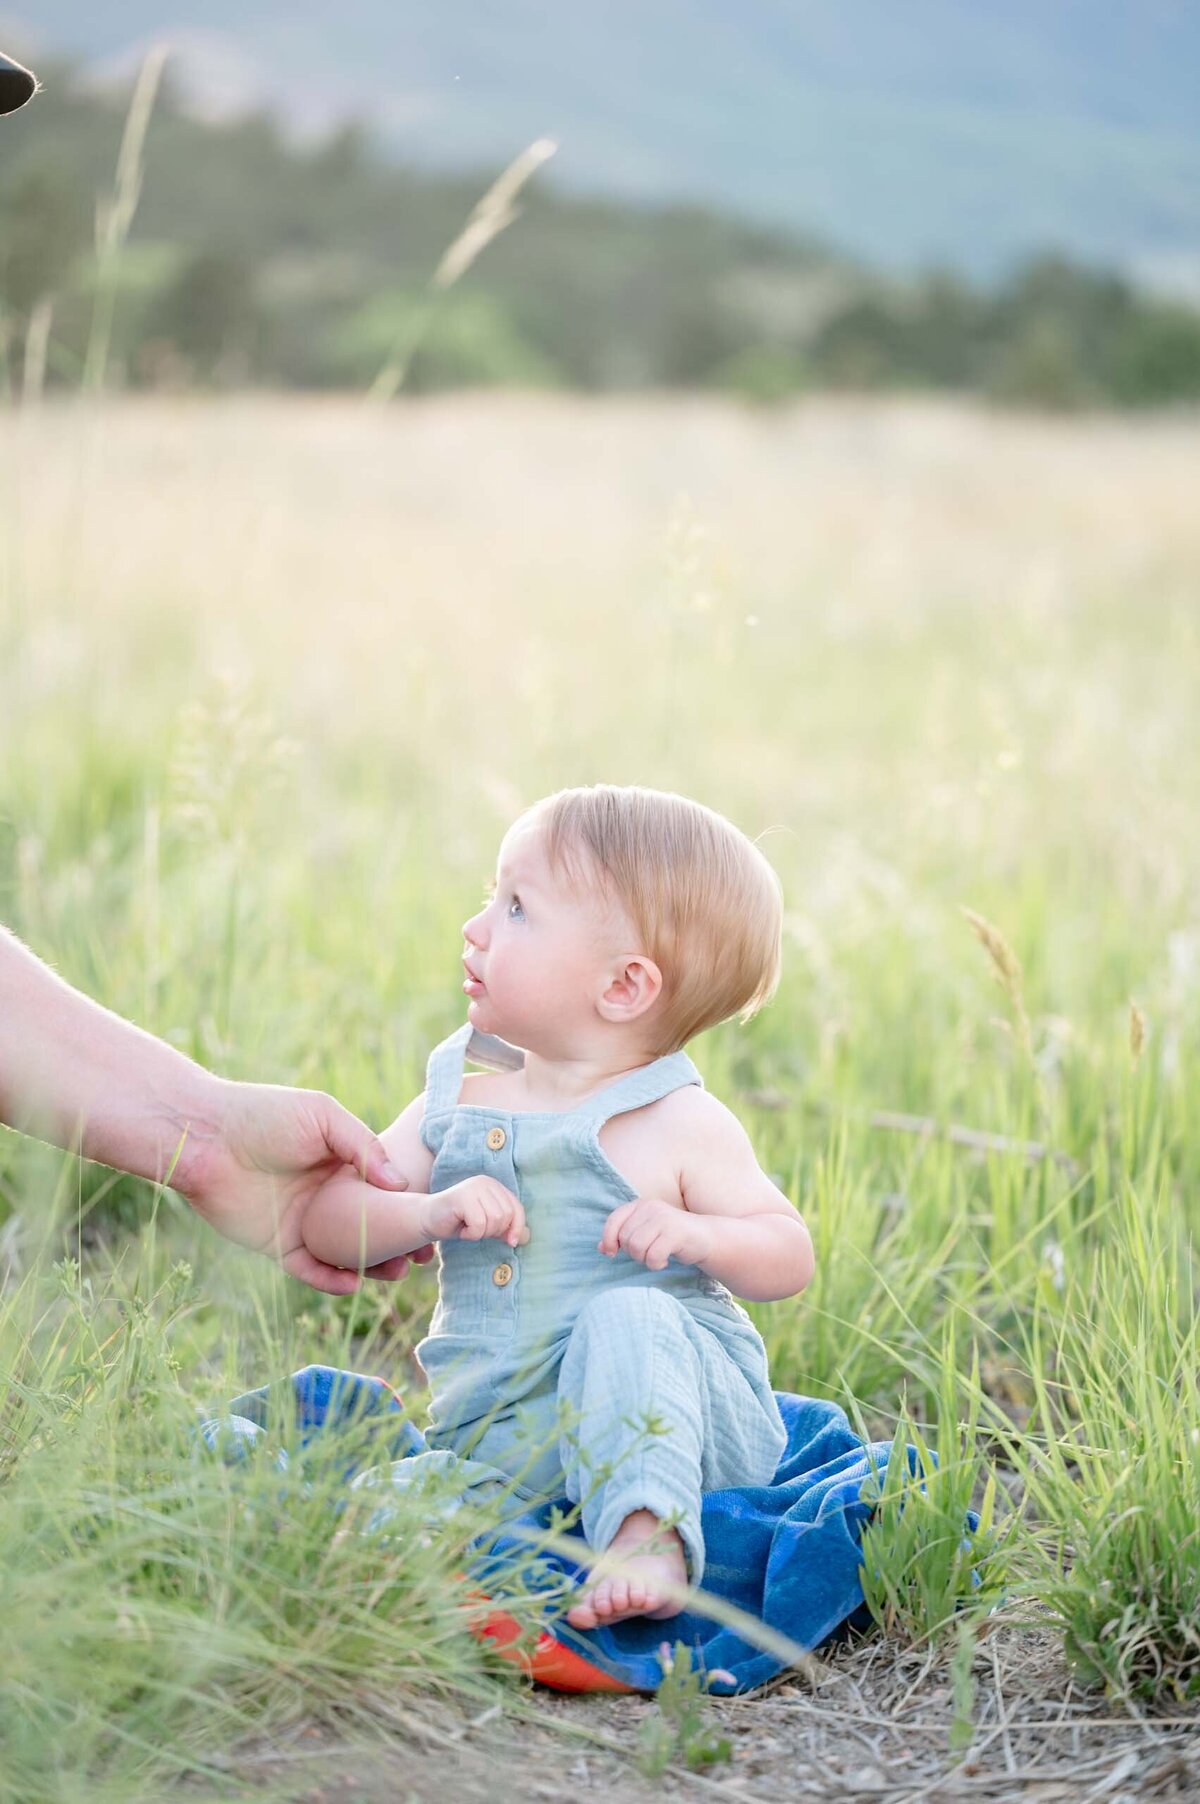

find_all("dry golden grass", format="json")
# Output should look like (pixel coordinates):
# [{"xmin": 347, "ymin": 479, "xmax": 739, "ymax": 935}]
[
  {"xmin": 6, "ymin": 393, "xmax": 1199, "ymax": 845},
  {"xmin": 5, "ymin": 391, "xmax": 1199, "ymax": 1135}
]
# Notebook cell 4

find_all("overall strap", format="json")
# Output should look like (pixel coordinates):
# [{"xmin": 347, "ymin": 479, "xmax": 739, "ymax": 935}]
[
  {"xmin": 422, "ymin": 1023, "xmax": 525, "ymax": 1115},
  {"xmin": 575, "ymin": 1049, "xmax": 703, "ymax": 1129},
  {"xmin": 422, "ymin": 1023, "xmax": 474, "ymax": 1118}
]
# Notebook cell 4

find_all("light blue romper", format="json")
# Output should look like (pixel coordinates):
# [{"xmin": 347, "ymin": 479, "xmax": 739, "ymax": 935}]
[{"xmin": 415, "ymin": 1022, "xmax": 787, "ymax": 1583}]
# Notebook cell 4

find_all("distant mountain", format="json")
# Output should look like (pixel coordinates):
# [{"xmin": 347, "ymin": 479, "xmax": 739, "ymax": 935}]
[{"xmin": 7, "ymin": 0, "xmax": 1200, "ymax": 285}]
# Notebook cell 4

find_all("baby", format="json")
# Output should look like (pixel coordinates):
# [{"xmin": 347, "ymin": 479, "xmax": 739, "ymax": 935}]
[{"xmin": 303, "ymin": 785, "xmax": 814, "ymax": 1628}]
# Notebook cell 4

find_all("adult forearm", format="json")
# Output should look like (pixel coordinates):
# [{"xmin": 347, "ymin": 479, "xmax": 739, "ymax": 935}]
[
  {"xmin": 697, "ymin": 1213, "xmax": 815, "ymax": 1303},
  {"xmin": 0, "ymin": 926, "xmax": 224, "ymax": 1189}
]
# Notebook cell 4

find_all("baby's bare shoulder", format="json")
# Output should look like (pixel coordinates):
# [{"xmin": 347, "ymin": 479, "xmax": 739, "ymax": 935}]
[{"xmin": 638, "ymin": 1082, "xmax": 749, "ymax": 1153}]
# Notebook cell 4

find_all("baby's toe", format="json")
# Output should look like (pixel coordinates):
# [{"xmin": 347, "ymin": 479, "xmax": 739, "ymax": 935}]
[
  {"xmin": 588, "ymin": 1579, "xmax": 616, "ymax": 1620},
  {"xmin": 566, "ymin": 1589, "xmax": 601, "ymax": 1630},
  {"xmin": 606, "ymin": 1579, "xmax": 631, "ymax": 1619}
]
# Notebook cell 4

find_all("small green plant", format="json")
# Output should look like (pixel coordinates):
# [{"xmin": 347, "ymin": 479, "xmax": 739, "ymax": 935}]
[
  {"xmin": 1001, "ymin": 1181, "xmax": 1200, "ymax": 1702},
  {"xmin": 635, "ymin": 1642, "xmax": 733, "ymax": 1779},
  {"xmin": 855, "ymin": 1329, "xmax": 1006, "ymax": 1646}
]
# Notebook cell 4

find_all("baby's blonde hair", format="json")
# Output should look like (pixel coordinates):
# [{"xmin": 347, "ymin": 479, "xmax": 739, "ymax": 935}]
[{"xmin": 525, "ymin": 785, "xmax": 782, "ymax": 1055}]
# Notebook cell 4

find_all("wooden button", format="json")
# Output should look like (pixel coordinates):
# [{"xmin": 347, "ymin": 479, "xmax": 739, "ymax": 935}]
[
  {"xmin": 486, "ymin": 1126, "xmax": 507, "ymax": 1152},
  {"xmin": 492, "ymin": 1262, "xmax": 513, "ymax": 1287}
]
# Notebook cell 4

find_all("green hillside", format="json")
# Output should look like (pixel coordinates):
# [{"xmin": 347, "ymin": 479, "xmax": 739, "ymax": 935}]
[{"xmin": 2, "ymin": 66, "xmax": 1199, "ymax": 407}]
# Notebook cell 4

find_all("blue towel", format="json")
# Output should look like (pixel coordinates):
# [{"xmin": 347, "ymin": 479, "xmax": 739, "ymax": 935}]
[{"xmin": 202, "ymin": 1364, "xmax": 911, "ymax": 1694}]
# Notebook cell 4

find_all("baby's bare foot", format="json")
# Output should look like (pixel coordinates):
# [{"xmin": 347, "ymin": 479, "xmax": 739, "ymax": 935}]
[{"xmin": 566, "ymin": 1510, "xmax": 688, "ymax": 1630}]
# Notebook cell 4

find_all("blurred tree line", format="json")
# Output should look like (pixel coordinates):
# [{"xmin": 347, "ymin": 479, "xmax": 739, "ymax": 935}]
[{"xmin": 2, "ymin": 63, "xmax": 1199, "ymax": 408}]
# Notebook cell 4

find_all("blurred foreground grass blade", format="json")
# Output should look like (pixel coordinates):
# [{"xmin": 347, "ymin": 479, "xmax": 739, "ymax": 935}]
[
  {"xmin": 83, "ymin": 43, "xmax": 169, "ymax": 395},
  {"xmin": 368, "ymin": 137, "xmax": 557, "ymax": 403}
]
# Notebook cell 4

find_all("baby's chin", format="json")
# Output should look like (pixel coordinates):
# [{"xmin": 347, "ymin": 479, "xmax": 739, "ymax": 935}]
[
  {"xmin": 467, "ymin": 993, "xmax": 511, "ymax": 1037},
  {"xmin": 466, "ymin": 993, "xmax": 537, "ymax": 1051}
]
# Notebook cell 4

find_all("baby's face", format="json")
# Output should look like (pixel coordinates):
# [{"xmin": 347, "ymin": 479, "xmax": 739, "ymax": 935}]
[{"xmin": 461, "ymin": 821, "xmax": 632, "ymax": 1052}]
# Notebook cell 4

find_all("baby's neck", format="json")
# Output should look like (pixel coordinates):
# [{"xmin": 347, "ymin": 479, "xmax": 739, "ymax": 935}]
[{"xmin": 515, "ymin": 1042, "xmax": 658, "ymax": 1112}]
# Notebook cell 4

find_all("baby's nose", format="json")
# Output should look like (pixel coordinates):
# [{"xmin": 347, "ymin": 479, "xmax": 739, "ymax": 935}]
[{"xmin": 463, "ymin": 910, "xmax": 488, "ymax": 947}]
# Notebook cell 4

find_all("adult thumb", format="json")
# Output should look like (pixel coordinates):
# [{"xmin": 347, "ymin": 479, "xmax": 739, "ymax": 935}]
[{"xmin": 317, "ymin": 1097, "xmax": 408, "ymax": 1189}]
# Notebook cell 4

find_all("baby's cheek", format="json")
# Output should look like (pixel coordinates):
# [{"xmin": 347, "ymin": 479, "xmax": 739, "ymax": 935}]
[{"xmin": 530, "ymin": 964, "xmax": 577, "ymax": 1015}]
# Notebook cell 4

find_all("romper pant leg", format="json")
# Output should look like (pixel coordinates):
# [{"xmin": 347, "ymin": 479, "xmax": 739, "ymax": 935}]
[{"xmin": 556, "ymin": 1287, "xmax": 782, "ymax": 1588}]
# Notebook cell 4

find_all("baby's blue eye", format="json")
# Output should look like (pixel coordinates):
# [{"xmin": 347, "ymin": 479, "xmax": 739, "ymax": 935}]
[{"xmin": 507, "ymin": 896, "xmax": 525, "ymax": 921}]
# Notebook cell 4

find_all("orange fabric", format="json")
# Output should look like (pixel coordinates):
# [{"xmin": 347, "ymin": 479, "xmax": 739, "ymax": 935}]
[{"xmin": 468, "ymin": 1595, "xmax": 635, "ymax": 1694}]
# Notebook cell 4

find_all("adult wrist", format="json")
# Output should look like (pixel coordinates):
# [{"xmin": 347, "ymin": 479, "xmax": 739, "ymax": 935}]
[{"xmin": 154, "ymin": 1067, "xmax": 233, "ymax": 1201}]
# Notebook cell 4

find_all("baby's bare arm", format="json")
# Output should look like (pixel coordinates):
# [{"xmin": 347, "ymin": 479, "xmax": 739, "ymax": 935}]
[
  {"xmin": 301, "ymin": 1093, "xmax": 435, "ymax": 1268},
  {"xmin": 671, "ymin": 1090, "xmax": 814, "ymax": 1302},
  {"xmin": 302, "ymin": 1092, "xmax": 528, "ymax": 1268}
]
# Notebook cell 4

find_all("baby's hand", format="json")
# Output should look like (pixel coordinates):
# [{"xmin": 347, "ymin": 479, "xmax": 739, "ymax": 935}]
[
  {"xmin": 599, "ymin": 1197, "xmax": 713, "ymax": 1271},
  {"xmin": 419, "ymin": 1176, "xmax": 529, "ymax": 1248}
]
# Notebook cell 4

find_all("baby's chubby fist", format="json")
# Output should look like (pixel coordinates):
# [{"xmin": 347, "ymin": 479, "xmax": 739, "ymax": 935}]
[
  {"xmin": 418, "ymin": 1175, "xmax": 530, "ymax": 1248},
  {"xmin": 599, "ymin": 1197, "xmax": 713, "ymax": 1271}
]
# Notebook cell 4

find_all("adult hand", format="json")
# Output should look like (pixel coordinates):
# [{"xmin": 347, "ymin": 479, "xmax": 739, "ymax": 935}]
[
  {"xmin": 175, "ymin": 1079, "xmax": 436, "ymax": 1295},
  {"xmin": 1, "ymin": 925, "xmax": 435, "ymax": 1293}
]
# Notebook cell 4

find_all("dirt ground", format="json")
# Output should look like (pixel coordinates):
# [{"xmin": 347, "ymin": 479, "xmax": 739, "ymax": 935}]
[{"xmin": 218, "ymin": 1617, "xmax": 1200, "ymax": 1803}]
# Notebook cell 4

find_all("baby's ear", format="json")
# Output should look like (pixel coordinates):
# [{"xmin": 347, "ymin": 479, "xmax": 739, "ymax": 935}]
[{"xmin": 597, "ymin": 955, "xmax": 663, "ymax": 1024}]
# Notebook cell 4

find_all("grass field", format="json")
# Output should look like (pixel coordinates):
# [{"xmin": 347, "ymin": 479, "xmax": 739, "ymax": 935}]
[{"xmin": 3, "ymin": 393, "xmax": 1200, "ymax": 1800}]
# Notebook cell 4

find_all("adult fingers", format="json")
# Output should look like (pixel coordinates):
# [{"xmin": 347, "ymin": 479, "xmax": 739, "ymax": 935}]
[
  {"xmin": 285, "ymin": 1249, "xmax": 416, "ymax": 1287},
  {"xmin": 314, "ymin": 1095, "xmax": 408, "ymax": 1189},
  {"xmin": 280, "ymin": 1244, "xmax": 362, "ymax": 1294},
  {"xmin": 362, "ymin": 1254, "xmax": 413, "ymax": 1281}
]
